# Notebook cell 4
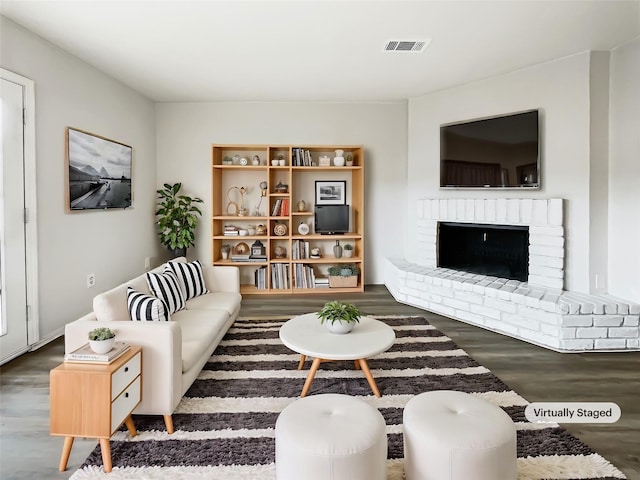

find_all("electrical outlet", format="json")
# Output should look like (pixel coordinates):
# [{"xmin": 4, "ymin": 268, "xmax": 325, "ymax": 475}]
[
  {"xmin": 87, "ymin": 273, "xmax": 96, "ymax": 288},
  {"xmin": 145, "ymin": 257, "xmax": 151, "ymax": 269}
]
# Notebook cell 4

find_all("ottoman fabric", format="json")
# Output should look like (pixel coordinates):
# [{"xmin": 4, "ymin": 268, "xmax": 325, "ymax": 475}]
[
  {"xmin": 403, "ymin": 390, "xmax": 517, "ymax": 480},
  {"xmin": 276, "ymin": 393, "xmax": 387, "ymax": 480}
]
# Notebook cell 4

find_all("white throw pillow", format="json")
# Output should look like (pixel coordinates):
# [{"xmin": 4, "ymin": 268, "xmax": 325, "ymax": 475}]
[
  {"xmin": 146, "ymin": 270, "xmax": 186, "ymax": 314},
  {"xmin": 127, "ymin": 287, "xmax": 170, "ymax": 322},
  {"xmin": 165, "ymin": 260, "xmax": 209, "ymax": 301}
]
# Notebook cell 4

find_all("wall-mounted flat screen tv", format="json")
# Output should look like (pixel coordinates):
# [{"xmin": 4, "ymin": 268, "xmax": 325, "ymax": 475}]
[
  {"xmin": 314, "ymin": 205, "xmax": 350, "ymax": 234},
  {"xmin": 440, "ymin": 109, "xmax": 540, "ymax": 189}
]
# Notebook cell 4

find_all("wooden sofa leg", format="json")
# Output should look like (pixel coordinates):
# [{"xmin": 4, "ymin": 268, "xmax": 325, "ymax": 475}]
[{"xmin": 164, "ymin": 415, "xmax": 175, "ymax": 434}]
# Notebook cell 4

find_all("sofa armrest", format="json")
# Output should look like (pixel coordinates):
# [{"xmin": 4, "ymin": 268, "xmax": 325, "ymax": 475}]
[
  {"xmin": 65, "ymin": 318, "xmax": 183, "ymax": 416},
  {"xmin": 202, "ymin": 265, "xmax": 240, "ymax": 293}
]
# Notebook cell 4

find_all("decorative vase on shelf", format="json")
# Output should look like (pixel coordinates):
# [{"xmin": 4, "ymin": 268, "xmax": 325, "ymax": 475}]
[
  {"xmin": 334, "ymin": 149, "xmax": 345, "ymax": 166},
  {"xmin": 333, "ymin": 240, "xmax": 343, "ymax": 258}
]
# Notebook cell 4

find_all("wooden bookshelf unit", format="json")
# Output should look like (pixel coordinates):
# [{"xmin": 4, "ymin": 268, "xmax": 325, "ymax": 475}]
[{"xmin": 212, "ymin": 145, "xmax": 364, "ymax": 295}]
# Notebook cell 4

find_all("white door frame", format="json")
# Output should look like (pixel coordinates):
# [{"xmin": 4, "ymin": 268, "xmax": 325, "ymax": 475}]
[{"xmin": 1, "ymin": 68, "xmax": 39, "ymax": 352}]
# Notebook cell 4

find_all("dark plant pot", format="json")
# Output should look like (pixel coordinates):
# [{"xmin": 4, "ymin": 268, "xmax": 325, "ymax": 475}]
[{"xmin": 170, "ymin": 247, "xmax": 187, "ymax": 258}]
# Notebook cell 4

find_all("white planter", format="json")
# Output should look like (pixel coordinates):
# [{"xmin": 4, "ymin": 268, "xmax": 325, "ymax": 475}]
[
  {"xmin": 325, "ymin": 320, "xmax": 355, "ymax": 334},
  {"xmin": 89, "ymin": 338, "xmax": 115, "ymax": 354}
]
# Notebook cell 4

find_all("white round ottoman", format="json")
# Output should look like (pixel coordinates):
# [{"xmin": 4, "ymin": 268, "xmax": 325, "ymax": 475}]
[
  {"xmin": 403, "ymin": 390, "xmax": 517, "ymax": 480},
  {"xmin": 275, "ymin": 393, "xmax": 387, "ymax": 480}
]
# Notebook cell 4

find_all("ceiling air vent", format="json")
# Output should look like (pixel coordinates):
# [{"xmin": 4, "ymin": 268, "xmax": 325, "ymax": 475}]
[{"xmin": 384, "ymin": 40, "xmax": 430, "ymax": 53}]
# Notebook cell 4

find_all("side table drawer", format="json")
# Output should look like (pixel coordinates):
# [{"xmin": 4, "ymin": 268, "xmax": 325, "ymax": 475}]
[
  {"xmin": 111, "ymin": 376, "xmax": 141, "ymax": 434},
  {"xmin": 111, "ymin": 352, "xmax": 141, "ymax": 400}
]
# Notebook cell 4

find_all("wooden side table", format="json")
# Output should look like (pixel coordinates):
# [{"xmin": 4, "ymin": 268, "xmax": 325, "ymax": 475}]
[{"xmin": 50, "ymin": 345, "xmax": 142, "ymax": 472}]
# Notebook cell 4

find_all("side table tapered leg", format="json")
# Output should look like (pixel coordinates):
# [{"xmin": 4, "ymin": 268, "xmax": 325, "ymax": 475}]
[
  {"xmin": 58, "ymin": 436, "xmax": 74, "ymax": 471},
  {"xmin": 124, "ymin": 415, "xmax": 137, "ymax": 437},
  {"xmin": 99, "ymin": 438, "xmax": 112, "ymax": 473}
]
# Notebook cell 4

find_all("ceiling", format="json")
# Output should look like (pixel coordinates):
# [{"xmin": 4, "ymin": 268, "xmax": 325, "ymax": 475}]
[{"xmin": 2, "ymin": 1, "xmax": 639, "ymax": 102}]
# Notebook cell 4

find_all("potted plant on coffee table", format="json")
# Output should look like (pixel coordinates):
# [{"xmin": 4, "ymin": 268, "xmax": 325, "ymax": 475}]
[
  {"xmin": 327, "ymin": 264, "xmax": 360, "ymax": 288},
  {"xmin": 317, "ymin": 300, "xmax": 361, "ymax": 334},
  {"xmin": 88, "ymin": 327, "xmax": 115, "ymax": 354},
  {"xmin": 156, "ymin": 182, "xmax": 204, "ymax": 258}
]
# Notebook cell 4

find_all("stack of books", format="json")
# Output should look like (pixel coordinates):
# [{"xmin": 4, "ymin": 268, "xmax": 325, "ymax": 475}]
[
  {"xmin": 224, "ymin": 225, "xmax": 239, "ymax": 236},
  {"xmin": 64, "ymin": 341, "xmax": 130, "ymax": 364}
]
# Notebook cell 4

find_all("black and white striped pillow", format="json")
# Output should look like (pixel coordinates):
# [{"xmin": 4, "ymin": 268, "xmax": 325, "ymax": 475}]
[
  {"xmin": 127, "ymin": 287, "xmax": 170, "ymax": 322},
  {"xmin": 165, "ymin": 260, "xmax": 209, "ymax": 300},
  {"xmin": 146, "ymin": 270, "xmax": 186, "ymax": 314}
]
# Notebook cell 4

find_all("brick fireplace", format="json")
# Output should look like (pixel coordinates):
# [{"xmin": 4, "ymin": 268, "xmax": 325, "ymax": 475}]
[{"xmin": 384, "ymin": 198, "xmax": 640, "ymax": 352}]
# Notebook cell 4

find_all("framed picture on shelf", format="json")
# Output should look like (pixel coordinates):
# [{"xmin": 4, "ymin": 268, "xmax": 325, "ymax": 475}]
[
  {"xmin": 315, "ymin": 180, "xmax": 346, "ymax": 205},
  {"xmin": 65, "ymin": 127, "xmax": 132, "ymax": 212}
]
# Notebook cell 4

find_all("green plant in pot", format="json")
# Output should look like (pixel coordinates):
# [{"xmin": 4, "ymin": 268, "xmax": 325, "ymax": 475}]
[
  {"xmin": 343, "ymin": 244, "xmax": 354, "ymax": 258},
  {"xmin": 156, "ymin": 183, "xmax": 204, "ymax": 258},
  {"xmin": 88, "ymin": 327, "xmax": 115, "ymax": 354},
  {"xmin": 327, "ymin": 264, "xmax": 360, "ymax": 288},
  {"xmin": 317, "ymin": 301, "xmax": 361, "ymax": 334}
]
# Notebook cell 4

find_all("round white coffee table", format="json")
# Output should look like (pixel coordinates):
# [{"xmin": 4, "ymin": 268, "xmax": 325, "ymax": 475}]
[{"xmin": 279, "ymin": 313, "xmax": 396, "ymax": 397}]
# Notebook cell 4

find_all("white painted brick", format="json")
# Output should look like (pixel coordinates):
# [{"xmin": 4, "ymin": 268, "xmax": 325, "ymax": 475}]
[
  {"xmin": 561, "ymin": 327, "xmax": 576, "ymax": 338},
  {"xmin": 430, "ymin": 285, "xmax": 455, "ymax": 298},
  {"xmin": 520, "ymin": 198, "xmax": 533, "ymax": 224},
  {"xmin": 507, "ymin": 199, "xmax": 520, "ymax": 223},
  {"xmin": 576, "ymin": 327, "xmax": 608, "ymax": 339},
  {"xmin": 595, "ymin": 339, "xmax": 627, "ymax": 349},
  {"xmin": 485, "ymin": 297, "xmax": 518, "ymax": 313},
  {"xmin": 627, "ymin": 339, "xmax": 640, "ymax": 348},
  {"xmin": 442, "ymin": 278, "xmax": 452, "ymax": 288},
  {"xmin": 529, "ymin": 245, "xmax": 565, "ymax": 258},
  {"xmin": 423, "ymin": 199, "xmax": 431, "ymax": 220},
  {"xmin": 540, "ymin": 299, "xmax": 559, "ymax": 313},
  {"xmin": 455, "ymin": 310, "xmax": 486, "ymax": 325},
  {"xmin": 443, "ymin": 297, "xmax": 470, "ymax": 311},
  {"xmin": 523, "ymin": 329, "xmax": 558, "ymax": 348},
  {"xmin": 474, "ymin": 199, "xmax": 485, "ymax": 221},
  {"xmin": 529, "ymin": 225, "xmax": 564, "ymax": 236},
  {"xmin": 448, "ymin": 199, "xmax": 457, "ymax": 220},
  {"xmin": 496, "ymin": 198, "xmax": 507, "ymax": 222},
  {"xmin": 456, "ymin": 199, "xmax": 465, "ymax": 220},
  {"xmin": 465, "ymin": 199, "xmax": 475, "ymax": 221},
  {"xmin": 530, "ymin": 234, "xmax": 564, "ymax": 247},
  {"xmin": 428, "ymin": 303, "xmax": 456, "ymax": 317},
  {"xmin": 529, "ymin": 265, "xmax": 564, "ymax": 278},
  {"xmin": 532, "ymin": 199, "xmax": 548, "ymax": 225},
  {"xmin": 417, "ymin": 199, "xmax": 424, "ymax": 219},
  {"xmin": 407, "ymin": 295, "xmax": 430, "ymax": 311},
  {"xmin": 455, "ymin": 291, "xmax": 484, "ymax": 305},
  {"xmin": 560, "ymin": 339, "xmax": 594, "ymax": 350},
  {"xmin": 540, "ymin": 323, "xmax": 560, "ymax": 336},
  {"xmin": 629, "ymin": 303, "xmax": 640, "ymax": 315},
  {"xmin": 470, "ymin": 304, "xmax": 502, "ymax": 320},
  {"xmin": 439, "ymin": 199, "xmax": 447, "ymax": 219},
  {"xmin": 485, "ymin": 287, "xmax": 500, "ymax": 298},
  {"xmin": 485, "ymin": 199, "xmax": 496, "ymax": 222},
  {"xmin": 562, "ymin": 315, "xmax": 593, "ymax": 327},
  {"xmin": 624, "ymin": 316, "xmax": 640, "ymax": 327},
  {"xmin": 608, "ymin": 327, "xmax": 639, "ymax": 338},
  {"xmin": 502, "ymin": 313, "xmax": 537, "ymax": 330},
  {"xmin": 519, "ymin": 305, "xmax": 560, "ymax": 324},
  {"xmin": 498, "ymin": 289, "xmax": 516, "ymax": 301},
  {"xmin": 593, "ymin": 316, "xmax": 624, "ymax": 327},
  {"xmin": 472, "ymin": 284, "xmax": 487, "ymax": 295},
  {"xmin": 549, "ymin": 198, "xmax": 563, "ymax": 226},
  {"xmin": 525, "ymin": 296, "xmax": 542, "ymax": 308},
  {"xmin": 485, "ymin": 318, "xmax": 519, "ymax": 335},
  {"xmin": 528, "ymin": 275, "xmax": 564, "ymax": 290}
]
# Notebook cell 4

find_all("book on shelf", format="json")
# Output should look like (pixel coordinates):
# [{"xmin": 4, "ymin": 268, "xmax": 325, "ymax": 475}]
[
  {"xmin": 64, "ymin": 341, "xmax": 130, "ymax": 364},
  {"xmin": 231, "ymin": 254, "xmax": 251, "ymax": 262}
]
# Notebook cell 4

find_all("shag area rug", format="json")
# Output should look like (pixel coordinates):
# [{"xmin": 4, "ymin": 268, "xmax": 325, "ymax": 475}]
[{"xmin": 71, "ymin": 316, "xmax": 626, "ymax": 479}]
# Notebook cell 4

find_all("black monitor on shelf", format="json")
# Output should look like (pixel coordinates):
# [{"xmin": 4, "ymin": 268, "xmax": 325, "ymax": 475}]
[{"xmin": 314, "ymin": 205, "xmax": 350, "ymax": 235}]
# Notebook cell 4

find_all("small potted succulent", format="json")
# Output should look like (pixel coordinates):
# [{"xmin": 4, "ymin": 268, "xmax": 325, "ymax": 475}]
[
  {"xmin": 317, "ymin": 300, "xmax": 361, "ymax": 334},
  {"xmin": 343, "ymin": 244, "xmax": 354, "ymax": 258},
  {"xmin": 327, "ymin": 264, "xmax": 360, "ymax": 288},
  {"xmin": 88, "ymin": 327, "xmax": 115, "ymax": 354}
]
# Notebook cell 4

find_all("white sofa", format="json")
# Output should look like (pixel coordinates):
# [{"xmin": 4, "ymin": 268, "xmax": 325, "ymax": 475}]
[{"xmin": 64, "ymin": 257, "xmax": 242, "ymax": 433}]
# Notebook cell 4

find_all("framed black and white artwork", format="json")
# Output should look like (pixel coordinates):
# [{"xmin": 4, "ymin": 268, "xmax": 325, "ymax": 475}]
[
  {"xmin": 65, "ymin": 127, "xmax": 132, "ymax": 212},
  {"xmin": 315, "ymin": 180, "xmax": 346, "ymax": 205}
]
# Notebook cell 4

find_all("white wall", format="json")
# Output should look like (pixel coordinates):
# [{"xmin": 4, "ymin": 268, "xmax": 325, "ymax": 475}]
[
  {"xmin": 155, "ymin": 102, "xmax": 408, "ymax": 284},
  {"xmin": 407, "ymin": 53, "xmax": 594, "ymax": 293},
  {"xmin": 0, "ymin": 17, "xmax": 160, "ymax": 342},
  {"xmin": 609, "ymin": 37, "xmax": 640, "ymax": 302}
]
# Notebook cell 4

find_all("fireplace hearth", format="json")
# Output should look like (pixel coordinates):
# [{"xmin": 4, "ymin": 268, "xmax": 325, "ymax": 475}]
[{"xmin": 438, "ymin": 222, "xmax": 529, "ymax": 281}]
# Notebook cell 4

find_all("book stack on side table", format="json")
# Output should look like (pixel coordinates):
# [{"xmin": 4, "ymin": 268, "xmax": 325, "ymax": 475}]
[{"xmin": 65, "ymin": 341, "xmax": 130, "ymax": 364}]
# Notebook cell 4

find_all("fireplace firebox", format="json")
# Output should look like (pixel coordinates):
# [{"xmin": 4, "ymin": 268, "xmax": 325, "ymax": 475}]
[{"xmin": 438, "ymin": 222, "xmax": 529, "ymax": 281}]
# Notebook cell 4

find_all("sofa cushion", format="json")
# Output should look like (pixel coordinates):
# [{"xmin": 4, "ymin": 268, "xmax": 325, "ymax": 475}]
[
  {"xmin": 146, "ymin": 270, "xmax": 186, "ymax": 314},
  {"xmin": 127, "ymin": 287, "xmax": 169, "ymax": 322},
  {"xmin": 165, "ymin": 260, "xmax": 209, "ymax": 300},
  {"xmin": 185, "ymin": 291, "xmax": 242, "ymax": 316},
  {"xmin": 172, "ymin": 309, "xmax": 230, "ymax": 373},
  {"xmin": 94, "ymin": 273, "xmax": 150, "ymax": 322}
]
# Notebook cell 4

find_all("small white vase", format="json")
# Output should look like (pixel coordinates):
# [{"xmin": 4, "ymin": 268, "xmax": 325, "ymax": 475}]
[
  {"xmin": 89, "ymin": 338, "xmax": 115, "ymax": 354},
  {"xmin": 334, "ymin": 156, "xmax": 345, "ymax": 167},
  {"xmin": 325, "ymin": 320, "xmax": 355, "ymax": 334}
]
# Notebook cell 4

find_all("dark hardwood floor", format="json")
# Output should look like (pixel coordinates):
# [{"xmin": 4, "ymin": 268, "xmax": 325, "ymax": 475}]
[{"xmin": 1, "ymin": 285, "xmax": 638, "ymax": 479}]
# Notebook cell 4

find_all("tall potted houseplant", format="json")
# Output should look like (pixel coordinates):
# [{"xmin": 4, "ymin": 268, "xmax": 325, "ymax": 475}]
[{"xmin": 156, "ymin": 183, "xmax": 204, "ymax": 258}]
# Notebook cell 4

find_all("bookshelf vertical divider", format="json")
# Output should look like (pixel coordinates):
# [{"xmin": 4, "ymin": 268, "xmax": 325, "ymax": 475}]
[{"xmin": 212, "ymin": 144, "xmax": 364, "ymax": 295}]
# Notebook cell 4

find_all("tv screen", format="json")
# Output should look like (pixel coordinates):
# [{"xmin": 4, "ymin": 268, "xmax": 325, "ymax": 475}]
[
  {"xmin": 314, "ymin": 205, "xmax": 350, "ymax": 234},
  {"xmin": 440, "ymin": 110, "xmax": 540, "ymax": 189}
]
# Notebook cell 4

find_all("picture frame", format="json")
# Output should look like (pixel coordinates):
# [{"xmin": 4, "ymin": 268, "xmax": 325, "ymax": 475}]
[
  {"xmin": 65, "ymin": 127, "xmax": 133, "ymax": 212},
  {"xmin": 315, "ymin": 180, "xmax": 346, "ymax": 205}
]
